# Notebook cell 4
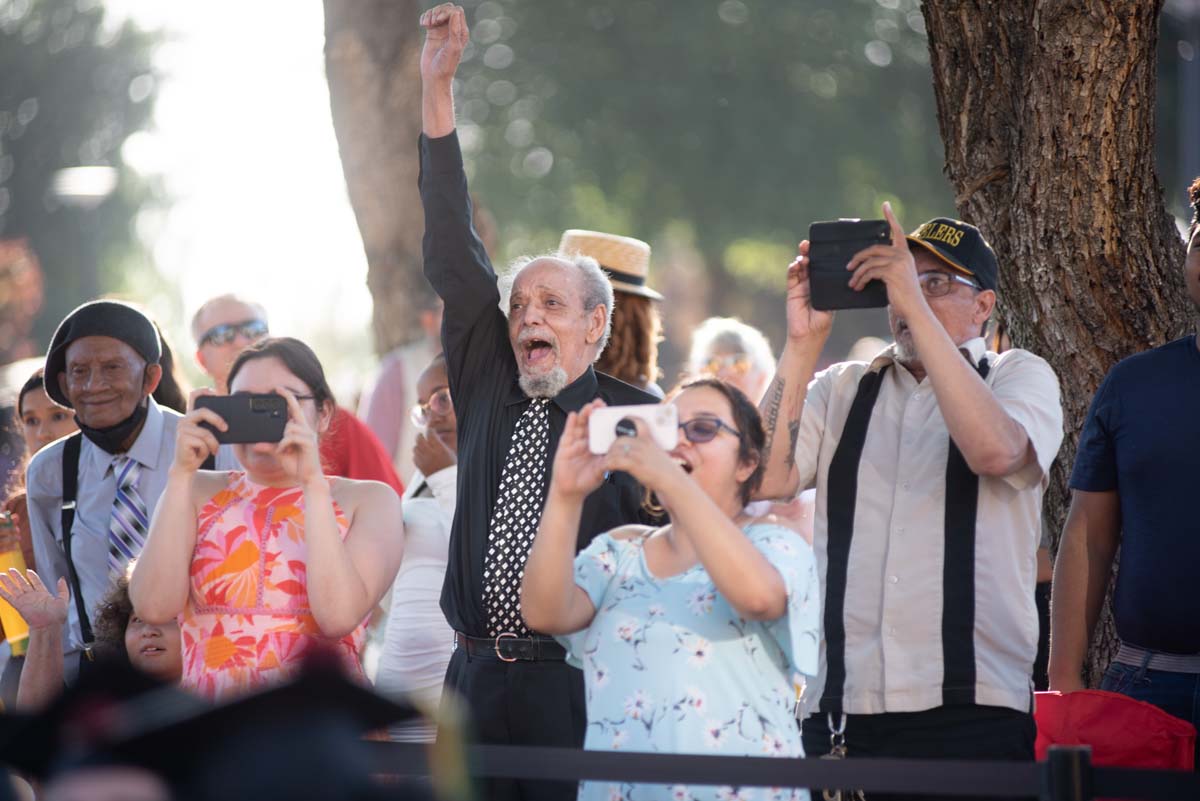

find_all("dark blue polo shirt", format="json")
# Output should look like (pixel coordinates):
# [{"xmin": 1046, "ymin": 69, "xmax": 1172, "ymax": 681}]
[{"xmin": 1070, "ymin": 335, "xmax": 1200, "ymax": 654}]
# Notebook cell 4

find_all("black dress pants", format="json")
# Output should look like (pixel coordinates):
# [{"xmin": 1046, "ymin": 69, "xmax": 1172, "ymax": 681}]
[
  {"xmin": 440, "ymin": 646, "xmax": 587, "ymax": 801},
  {"xmin": 802, "ymin": 704, "xmax": 1036, "ymax": 801}
]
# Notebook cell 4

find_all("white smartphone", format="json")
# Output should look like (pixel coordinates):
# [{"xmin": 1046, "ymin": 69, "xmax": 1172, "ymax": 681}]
[{"xmin": 587, "ymin": 404, "xmax": 678, "ymax": 455}]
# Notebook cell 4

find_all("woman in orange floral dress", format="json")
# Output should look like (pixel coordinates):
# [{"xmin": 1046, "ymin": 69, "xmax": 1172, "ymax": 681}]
[{"xmin": 130, "ymin": 338, "xmax": 404, "ymax": 700}]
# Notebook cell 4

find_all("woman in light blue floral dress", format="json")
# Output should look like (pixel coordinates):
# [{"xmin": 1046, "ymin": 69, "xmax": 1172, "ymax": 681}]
[{"xmin": 523, "ymin": 379, "xmax": 820, "ymax": 801}]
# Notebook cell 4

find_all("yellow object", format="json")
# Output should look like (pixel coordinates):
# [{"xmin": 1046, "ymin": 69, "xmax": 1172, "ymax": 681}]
[{"xmin": 0, "ymin": 548, "xmax": 29, "ymax": 657}]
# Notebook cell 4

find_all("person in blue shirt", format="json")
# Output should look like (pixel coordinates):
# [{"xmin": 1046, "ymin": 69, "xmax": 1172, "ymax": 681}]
[
  {"xmin": 1049, "ymin": 176, "xmax": 1200, "ymax": 760},
  {"xmin": 523, "ymin": 379, "xmax": 820, "ymax": 801}
]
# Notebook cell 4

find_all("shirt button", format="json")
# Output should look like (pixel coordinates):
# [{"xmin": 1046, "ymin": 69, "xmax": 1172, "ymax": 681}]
[
  {"xmin": 902, "ymin": 481, "xmax": 911, "ymax": 491},
  {"xmin": 888, "ymin": 575, "xmax": 899, "ymax": 584},
  {"xmin": 895, "ymin": 527, "xmax": 905, "ymax": 535},
  {"xmin": 888, "ymin": 626, "xmax": 897, "ymax": 637}
]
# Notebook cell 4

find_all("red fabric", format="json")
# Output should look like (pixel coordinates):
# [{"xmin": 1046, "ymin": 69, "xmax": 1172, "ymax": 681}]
[
  {"xmin": 319, "ymin": 407, "xmax": 405, "ymax": 498},
  {"xmin": 1035, "ymin": 690, "xmax": 1195, "ymax": 771}
]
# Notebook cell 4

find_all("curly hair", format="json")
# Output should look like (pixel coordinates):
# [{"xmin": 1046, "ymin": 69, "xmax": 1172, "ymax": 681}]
[
  {"xmin": 1189, "ymin": 175, "xmax": 1200, "ymax": 240},
  {"xmin": 91, "ymin": 572, "xmax": 135, "ymax": 665},
  {"xmin": 595, "ymin": 293, "xmax": 662, "ymax": 389}
]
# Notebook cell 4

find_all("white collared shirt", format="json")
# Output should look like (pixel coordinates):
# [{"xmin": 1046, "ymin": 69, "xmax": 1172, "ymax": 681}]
[{"xmin": 794, "ymin": 338, "xmax": 1063, "ymax": 715}]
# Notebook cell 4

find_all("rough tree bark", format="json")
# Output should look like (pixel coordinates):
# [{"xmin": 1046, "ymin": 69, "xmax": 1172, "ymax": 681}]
[
  {"xmin": 324, "ymin": 0, "xmax": 432, "ymax": 354},
  {"xmin": 922, "ymin": 1, "xmax": 1191, "ymax": 686}
]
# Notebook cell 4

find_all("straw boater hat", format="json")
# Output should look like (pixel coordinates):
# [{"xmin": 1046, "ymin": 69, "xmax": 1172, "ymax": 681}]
[{"xmin": 558, "ymin": 229, "xmax": 663, "ymax": 301}]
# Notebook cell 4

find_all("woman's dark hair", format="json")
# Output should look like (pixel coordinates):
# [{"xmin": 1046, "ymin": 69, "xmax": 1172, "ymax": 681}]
[
  {"xmin": 16, "ymin": 370, "xmax": 45, "ymax": 417},
  {"xmin": 678, "ymin": 377, "xmax": 766, "ymax": 506},
  {"xmin": 595, "ymin": 294, "xmax": 662, "ymax": 390},
  {"xmin": 226, "ymin": 337, "xmax": 336, "ymax": 413},
  {"xmin": 92, "ymin": 571, "xmax": 135, "ymax": 666},
  {"xmin": 152, "ymin": 323, "xmax": 190, "ymax": 414}
]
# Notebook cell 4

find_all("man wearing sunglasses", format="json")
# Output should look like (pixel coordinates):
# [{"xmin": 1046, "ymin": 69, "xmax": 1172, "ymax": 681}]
[
  {"xmin": 188, "ymin": 294, "xmax": 405, "ymax": 500},
  {"xmin": 758, "ymin": 205, "xmax": 1063, "ymax": 790},
  {"xmin": 190, "ymin": 294, "xmax": 270, "ymax": 394}
]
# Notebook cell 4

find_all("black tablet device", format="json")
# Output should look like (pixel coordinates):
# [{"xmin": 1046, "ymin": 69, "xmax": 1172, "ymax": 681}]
[{"xmin": 807, "ymin": 218, "xmax": 891, "ymax": 310}]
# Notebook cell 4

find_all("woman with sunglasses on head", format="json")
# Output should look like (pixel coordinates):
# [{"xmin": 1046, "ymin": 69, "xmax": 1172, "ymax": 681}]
[
  {"xmin": 130, "ymin": 337, "xmax": 404, "ymax": 700},
  {"xmin": 375, "ymin": 353, "xmax": 458, "ymax": 741},
  {"xmin": 522, "ymin": 379, "xmax": 820, "ymax": 801},
  {"xmin": 687, "ymin": 317, "xmax": 777, "ymax": 405}
]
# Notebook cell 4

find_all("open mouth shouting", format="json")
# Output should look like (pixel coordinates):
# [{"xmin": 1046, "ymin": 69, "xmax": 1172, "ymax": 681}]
[{"xmin": 518, "ymin": 330, "xmax": 559, "ymax": 371}]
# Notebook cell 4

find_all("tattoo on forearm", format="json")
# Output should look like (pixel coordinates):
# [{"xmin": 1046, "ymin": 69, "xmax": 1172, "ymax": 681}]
[
  {"xmin": 785, "ymin": 419, "xmax": 800, "ymax": 469},
  {"xmin": 760, "ymin": 377, "xmax": 785, "ymax": 462}
]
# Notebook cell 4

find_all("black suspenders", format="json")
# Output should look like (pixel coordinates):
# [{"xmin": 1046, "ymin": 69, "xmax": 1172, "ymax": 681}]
[
  {"xmin": 60, "ymin": 432, "xmax": 95, "ymax": 653},
  {"xmin": 942, "ymin": 359, "xmax": 990, "ymax": 704},
  {"xmin": 820, "ymin": 358, "xmax": 991, "ymax": 715},
  {"xmin": 821, "ymin": 366, "xmax": 889, "ymax": 717}
]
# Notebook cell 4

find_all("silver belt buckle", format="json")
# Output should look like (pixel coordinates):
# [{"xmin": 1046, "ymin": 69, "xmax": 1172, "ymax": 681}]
[{"xmin": 494, "ymin": 632, "xmax": 518, "ymax": 662}]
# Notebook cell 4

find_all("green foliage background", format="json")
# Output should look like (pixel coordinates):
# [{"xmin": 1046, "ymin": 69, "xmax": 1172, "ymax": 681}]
[
  {"xmin": 449, "ymin": 0, "xmax": 955, "ymax": 369},
  {"xmin": 0, "ymin": 0, "xmax": 161, "ymax": 347}
]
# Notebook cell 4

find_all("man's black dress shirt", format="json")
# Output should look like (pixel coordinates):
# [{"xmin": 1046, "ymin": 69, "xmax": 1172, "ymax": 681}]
[{"xmin": 420, "ymin": 131, "xmax": 658, "ymax": 639}]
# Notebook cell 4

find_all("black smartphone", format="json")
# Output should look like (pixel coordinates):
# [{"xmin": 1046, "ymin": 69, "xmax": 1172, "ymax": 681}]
[
  {"xmin": 807, "ymin": 219, "xmax": 891, "ymax": 310},
  {"xmin": 194, "ymin": 393, "xmax": 288, "ymax": 444}
]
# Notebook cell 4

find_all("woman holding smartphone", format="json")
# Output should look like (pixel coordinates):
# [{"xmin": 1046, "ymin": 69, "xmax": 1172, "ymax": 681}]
[
  {"xmin": 521, "ymin": 379, "xmax": 820, "ymax": 801},
  {"xmin": 130, "ymin": 337, "xmax": 404, "ymax": 700}
]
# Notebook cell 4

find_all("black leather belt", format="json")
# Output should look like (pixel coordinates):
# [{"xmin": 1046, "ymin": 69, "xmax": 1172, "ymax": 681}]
[{"xmin": 454, "ymin": 632, "xmax": 567, "ymax": 662}]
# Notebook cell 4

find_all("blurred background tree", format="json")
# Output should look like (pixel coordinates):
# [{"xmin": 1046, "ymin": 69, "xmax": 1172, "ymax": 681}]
[
  {"xmin": 443, "ymin": 0, "xmax": 956, "ymax": 378},
  {"xmin": 0, "ymin": 0, "xmax": 161, "ymax": 348}
]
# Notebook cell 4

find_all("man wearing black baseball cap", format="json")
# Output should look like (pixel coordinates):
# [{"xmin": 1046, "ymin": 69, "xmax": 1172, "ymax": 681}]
[
  {"xmin": 26, "ymin": 300, "xmax": 231, "ymax": 684},
  {"xmin": 757, "ymin": 203, "xmax": 1063, "ymax": 791}
]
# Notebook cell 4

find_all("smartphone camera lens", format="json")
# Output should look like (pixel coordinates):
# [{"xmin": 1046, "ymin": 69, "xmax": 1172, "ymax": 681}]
[{"xmin": 614, "ymin": 418, "xmax": 638, "ymax": 438}]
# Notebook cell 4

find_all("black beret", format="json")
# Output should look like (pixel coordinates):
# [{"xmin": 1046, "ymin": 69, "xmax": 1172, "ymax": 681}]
[{"xmin": 44, "ymin": 300, "xmax": 161, "ymax": 408}]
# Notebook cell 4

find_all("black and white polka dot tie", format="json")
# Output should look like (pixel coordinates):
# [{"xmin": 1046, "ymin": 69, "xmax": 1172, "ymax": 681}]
[{"xmin": 483, "ymin": 398, "xmax": 551, "ymax": 637}]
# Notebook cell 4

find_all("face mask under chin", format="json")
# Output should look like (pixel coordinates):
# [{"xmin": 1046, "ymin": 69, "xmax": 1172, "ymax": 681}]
[{"xmin": 75, "ymin": 398, "xmax": 150, "ymax": 454}]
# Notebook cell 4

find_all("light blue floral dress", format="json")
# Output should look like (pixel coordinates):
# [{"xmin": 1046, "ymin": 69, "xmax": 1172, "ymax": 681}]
[{"xmin": 556, "ymin": 521, "xmax": 821, "ymax": 801}]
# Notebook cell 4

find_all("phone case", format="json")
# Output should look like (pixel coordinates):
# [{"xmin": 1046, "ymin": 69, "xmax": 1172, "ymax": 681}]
[
  {"xmin": 807, "ymin": 219, "xmax": 891, "ymax": 310},
  {"xmin": 587, "ymin": 404, "xmax": 678, "ymax": 455},
  {"xmin": 194, "ymin": 394, "xmax": 288, "ymax": 444}
]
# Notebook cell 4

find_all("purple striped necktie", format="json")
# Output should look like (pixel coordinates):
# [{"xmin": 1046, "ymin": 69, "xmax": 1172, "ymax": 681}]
[{"xmin": 108, "ymin": 455, "xmax": 148, "ymax": 578}]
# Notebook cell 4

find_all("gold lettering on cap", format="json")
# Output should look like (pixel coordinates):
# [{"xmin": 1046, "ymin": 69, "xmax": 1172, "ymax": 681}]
[{"xmin": 917, "ymin": 223, "xmax": 964, "ymax": 247}]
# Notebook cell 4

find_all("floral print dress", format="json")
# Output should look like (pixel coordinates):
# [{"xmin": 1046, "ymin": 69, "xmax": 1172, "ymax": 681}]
[
  {"xmin": 556, "ymin": 522, "xmax": 821, "ymax": 801},
  {"xmin": 180, "ymin": 472, "xmax": 367, "ymax": 700}
]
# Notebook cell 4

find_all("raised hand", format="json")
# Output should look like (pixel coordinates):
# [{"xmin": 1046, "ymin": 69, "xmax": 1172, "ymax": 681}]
[
  {"xmin": 548, "ymin": 400, "xmax": 608, "ymax": 502},
  {"xmin": 784, "ymin": 240, "xmax": 835, "ymax": 344},
  {"xmin": 413, "ymin": 429, "xmax": 456, "ymax": 476},
  {"xmin": 0, "ymin": 569, "xmax": 68, "ymax": 630},
  {"xmin": 173, "ymin": 389, "xmax": 225, "ymax": 474},
  {"xmin": 845, "ymin": 201, "xmax": 925, "ymax": 319},
  {"xmin": 275, "ymin": 387, "xmax": 325, "ymax": 487},
  {"xmin": 420, "ymin": 3, "xmax": 469, "ymax": 85}
]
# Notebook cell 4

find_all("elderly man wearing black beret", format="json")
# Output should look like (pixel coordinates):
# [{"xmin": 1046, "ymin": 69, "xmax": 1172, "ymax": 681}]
[{"xmin": 24, "ymin": 300, "xmax": 234, "ymax": 683}]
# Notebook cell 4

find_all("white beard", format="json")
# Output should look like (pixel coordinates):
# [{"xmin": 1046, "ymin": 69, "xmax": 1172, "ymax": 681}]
[
  {"xmin": 519, "ymin": 366, "xmax": 569, "ymax": 398},
  {"xmin": 894, "ymin": 337, "xmax": 918, "ymax": 365}
]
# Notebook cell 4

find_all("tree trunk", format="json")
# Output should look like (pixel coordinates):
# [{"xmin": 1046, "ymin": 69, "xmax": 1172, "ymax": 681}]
[
  {"xmin": 922, "ymin": 1, "xmax": 1191, "ymax": 686},
  {"xmin": 324, "ymin": 0, "xmax": 431, "ymax": 354}
]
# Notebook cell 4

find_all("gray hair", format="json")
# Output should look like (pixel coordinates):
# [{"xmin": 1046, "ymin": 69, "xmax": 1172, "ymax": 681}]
[
  {"xmin": 687, "ymin": 316, "xmax": 777, "ymax": 378},
  {"xmin": 499, "ymin": 251, "xmax": 615, "ymax": 357}
]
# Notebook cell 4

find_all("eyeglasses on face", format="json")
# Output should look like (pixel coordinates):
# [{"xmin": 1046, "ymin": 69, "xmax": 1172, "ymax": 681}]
[
  {"xmin": 678, "ymin": 416, "xmax": 739, "ymax": 444},
  {"xmin": 199, "ymin": 319, "xmax": 269, "ymax": 348},
  {"xmin": 702, "ymin": 353, "xmax": 753, "ymax": 376},
  {"xmin": 410, "ymin": 386, "xmax": 453, "ymax": 427},
  {"xmin": 919, "ymin": 271, "xmax": 980, "ymax": 298}
]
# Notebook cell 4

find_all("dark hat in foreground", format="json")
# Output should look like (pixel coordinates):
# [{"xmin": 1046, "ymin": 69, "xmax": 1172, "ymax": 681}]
[
  {"xmin": 0, "ymin": 655, "xmax": 423, "ymax": 799},
  {"xmin": 44, "ymin": 300, "xmax": 162, "ymax": 408},
  {"xmin": 906, "ymin": 217, "xmax": 999, "ymax": 292}
]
